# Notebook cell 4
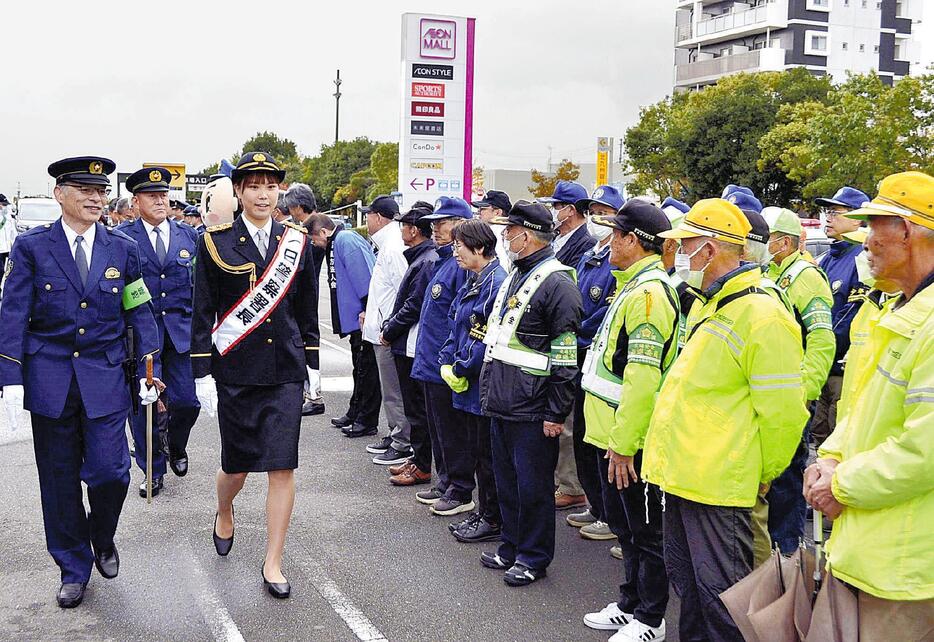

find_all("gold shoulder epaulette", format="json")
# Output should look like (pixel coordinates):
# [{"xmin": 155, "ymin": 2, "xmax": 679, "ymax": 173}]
[
  {"xmin": 283, "ymin": 221, "xmax": 307, "ymax": 234},
  {"xmin": 206, "ymin": 222, "xmax": 233, "ymax": 233}
]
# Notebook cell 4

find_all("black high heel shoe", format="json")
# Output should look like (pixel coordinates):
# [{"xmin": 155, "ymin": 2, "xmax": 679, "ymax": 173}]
[
  {"xmin": 212, "ymin": 506, "xmax": 234, "ymax": 556},
  {"xmin": 262, "ymin": 562, "xmax": 291, "ymax": 599}
]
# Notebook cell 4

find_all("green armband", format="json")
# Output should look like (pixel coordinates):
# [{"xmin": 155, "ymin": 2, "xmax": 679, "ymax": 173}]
[
  {"xmin": 550, "ymin": 332, "xmax": 578, "ymax": 366},
  {"xmin": 628, "ymin": 323, "xmax": 664, "ymax": 368},
  {"xmin": 801, "ymin": 298, "xmax": 832, "ymax": 333},
  {"xmin": 122, "ymin": 278, "xmax": 152, "ymax": 310}
]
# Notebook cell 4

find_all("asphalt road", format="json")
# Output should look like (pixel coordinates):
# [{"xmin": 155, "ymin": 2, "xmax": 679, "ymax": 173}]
[{"xmin": 0, "ymin": 278, "xmax": 684, "ymax": 642}]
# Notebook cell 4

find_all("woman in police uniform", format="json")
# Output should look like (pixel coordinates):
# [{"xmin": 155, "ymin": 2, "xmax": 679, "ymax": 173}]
[{"xmin": 191, "ymin": 152, "xmax": 319, "ymax": 599}]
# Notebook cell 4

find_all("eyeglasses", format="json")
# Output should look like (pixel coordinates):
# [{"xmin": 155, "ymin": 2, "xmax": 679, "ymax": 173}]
[{"xmin": 63, "ymin": 184, "xmax": 111, "ymax": 198}]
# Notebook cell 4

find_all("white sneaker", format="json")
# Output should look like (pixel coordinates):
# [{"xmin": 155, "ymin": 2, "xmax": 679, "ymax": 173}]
[
  {"xmin": 609, "ymin": 618, "xmax": 666, "ymax": 642},
  {"xmin": 583, "ymin": 602, "xmax": 633, "ymax": 630}
]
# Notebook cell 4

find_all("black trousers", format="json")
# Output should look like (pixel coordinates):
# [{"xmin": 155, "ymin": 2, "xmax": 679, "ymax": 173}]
[
  {"xmin": 347, "ymin": 330, "xmax": 380, "ymax": 426},
  {"xmin": 469, "ymin": 413, "xmax": 500, "ymax": 524},
  {"xmin": 664, "ymin": 494, "xmax": 752, "ymax": 642},
  {"xmin": 491, "ymin": 417, "xmax": 559, "ymax": 570},
  {"xmin": 394, "ymin": 354, "xmax": 431, "ymax": 473},
  {"xmin": 424, "ymin": 382, "xmax": 456, "ymax": 495},
  {"xmin": 598, "ymin": 451, "xmax": 668, "ymax": 628},
  {"xmin": 572, "ymin": 353, "xmax": 604, "ymax": 520}
]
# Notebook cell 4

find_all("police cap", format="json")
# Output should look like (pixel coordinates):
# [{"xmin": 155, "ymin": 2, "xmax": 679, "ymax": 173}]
[
  {"xmin": 48, "ymin": 156, "xmax": 116, "ymax": 187},
  {"xmin": 126, "ymin": 167, "xmax": 171, "ymax": 194}
]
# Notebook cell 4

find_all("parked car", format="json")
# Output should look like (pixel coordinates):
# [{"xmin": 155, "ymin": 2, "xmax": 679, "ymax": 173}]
[
  {"xmin": 15, "ymin": 197, "xmax": 60, "ymax": 233},
  {"xmin": 801, "ymin": 219, "xmax": 831, "ymax": 259}
]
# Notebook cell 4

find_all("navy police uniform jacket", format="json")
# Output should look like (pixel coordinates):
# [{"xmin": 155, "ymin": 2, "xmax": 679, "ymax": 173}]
[
  {"xmin": 191, "ymin": 217, "xmax": 319, "ymax": 385},
  {"xmin": 0, "ymin": 220, "xmax": 160, "ymax": 418},
  {"xmin": 411, "ymin": 244, "xmax": 468, "ymax": 385},
  {"xmin": 381, "ymin": 239, "xmax": 438, "ymax": 358},
  {"xmin": 555, "ymin": 223, "xmax": 595, "ymax": 271},
  {"xmin": 817, "ymin": 240, "xmax": 866, "ymax": 377},
  {"xmin": 439, "ymin": 259, "xmax": 507, "ymax": 415},
  {"xmin": 575, "ymin": 242, "xmax": 616, "ymax": 349},
  {"xmin": 120, "ymin": 218, "xmax": 199, "ymax": 353}
]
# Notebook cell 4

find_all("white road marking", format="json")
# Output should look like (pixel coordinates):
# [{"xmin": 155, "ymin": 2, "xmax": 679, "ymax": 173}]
[
  {"xmin": 321, "ymin": 376, "xmax": 354, "ymax": 392},
  {"xmin": 301, "ymin": 560, "xmax": 389, "ymax": 642},
  {"xmin": 181, "ymin": 543, "xmax": 246, "ymax": 642},
  {"xmin": 320, "ymin": 337, "xmax": 352, "ymax": 357}
]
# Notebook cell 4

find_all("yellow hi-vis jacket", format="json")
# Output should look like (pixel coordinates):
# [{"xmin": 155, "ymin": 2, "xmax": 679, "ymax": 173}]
[
  {"xmin": 642, "ymin": 265, "xmax": 809, "ymax": 508},
  {"xmin": 819, "ymin": 278, "xmax": 934, "ymax": 601}
]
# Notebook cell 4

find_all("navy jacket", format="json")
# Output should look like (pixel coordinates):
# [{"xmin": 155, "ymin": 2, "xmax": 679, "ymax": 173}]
[
  {"xmin": 439, "ymin": 259, "xmax": 507, "ymax": 415},
  {"xmin": 575, "ymin": 242, "xmax": 616, "ymax": 348},
  {"xmin": 381, "ymin": 239, "xmax": 438, "ymax": 357},
  {"xmin": 817, "ymin": 240, "xmax": 867, "ymax": 376},
  {"xmin": 411, "ymin": 244, "xmax": 468, "ymax": 384},
  {"xmin": 121, "ymin": 218, "xmax": 199, "ymax": 354},
  {"xmin": 555, "ymin": 223, "xmax": 595, "ymax": 270},
  {"xmin": 0, "ymin": 220, "xmax": 160, "ymax": 419},
  {"xmin": 191, "ymin": 217, "xmax": 319, "ymax": 385}
]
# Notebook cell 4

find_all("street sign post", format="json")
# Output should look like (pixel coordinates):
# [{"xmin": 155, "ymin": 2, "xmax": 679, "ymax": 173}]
[
  {"xmin": 398, "ymin": 13, "xmax": 476, "ymax": 208},
  {"xmin": 596, "ymin": 137, "xmax": 613, "ymax": 187}
]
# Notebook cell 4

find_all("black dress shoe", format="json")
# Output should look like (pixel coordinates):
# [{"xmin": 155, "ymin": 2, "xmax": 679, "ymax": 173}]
[
  {"xmin": 302, "ymin": 399, "xmax": 325, "ymax": 416},
  {"xmin": 342, "ymin": 423, "xmax": 378, "ymax": 438},
  {"xmin": 57, "ymin": 582, "xmax": 87, "ymax": 608},
  {"xmin": 262, "ymin": 566, "xmax": 291, "ymax": 599},
  {"xmin": 330, "ymin": 414, "xmax": 354, "ymax": 428},
  {"xmin": 93, "ymin": 545, "xmax": 119, "ymax": 579},
  {"xmin": 454, "ymin": 517, "xmax": 502, "ymax": 543},
  {"xmin": 138, "ymin": 476, "xmax": 163, "ymax": 498},
  {"xmin": 169, "ymin": 450, "xmax": 188, "ymax": 477},
  {"xmin": 504, "ymin": 562, "xmax": 547, "ymax": 587},
  {"xmin": 213, "ymin": 507, "xmax": 235, "ymax": 556}
]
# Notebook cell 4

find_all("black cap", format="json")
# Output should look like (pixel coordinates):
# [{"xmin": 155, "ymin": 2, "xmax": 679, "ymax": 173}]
[
  {"xmin": 491, "ymin": 200, "xmax": 553, "ymax": 233},
  {"xmin": 743, "ymin": 210, "xmax": 769, "ymax": 244},
  {"xmin": 231, "ymin": 151, "xmax": 286, "ymax": 183},
  {"xmin": 126, "ymin": 167, "xmax": 171, "ymax": 194},
  {"xmin": 362, "ymin": 194, "xmax": 400, "ymax": 219},
  {"xmin": 592, "ymin": 199, "xmax": 671, "ymax": 245},
  {"xmin": 396, "ymin": 200, "xmax": 434, "ymax": 234},
  {"xmin": 0, "ymin": 194, "xmax": 8, "ymax": 206},
  {"xmin": 183, "ymin": 205, "xmax": 199, "ymax": 215},
  {"xmin": 471, "ymin": 190, "xmax": 511, "ymax": 213},
  {"xmin": 48, "ymin": 156, "xmax": 116, "ymax": 187},
  {"xmin": 170, "ymin": 199, "xmax": 191, "ymax": 210}
]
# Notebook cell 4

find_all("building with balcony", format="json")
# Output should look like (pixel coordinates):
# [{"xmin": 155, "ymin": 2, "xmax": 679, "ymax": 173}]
[{"xmin": 674, "ymin": 0, "xmax": 924, "ymax": 90}]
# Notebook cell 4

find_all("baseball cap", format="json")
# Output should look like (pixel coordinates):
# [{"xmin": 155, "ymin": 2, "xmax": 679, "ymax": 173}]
[
  {"xmin": 744, "ymin": 210, "xmax": 770, "ymax": 244},
  {"xmin": 423, "ymin": 196, "xmax": 473, "ymax": 221},
  {"xmin": 659, "ymin": 198, "xmax": 751, "ymax": 246},
  {"xmin": 471, "ymin": 190, "xmax": 512, "ymax": 213},
  {"xmin": 844, "ymin": 171, "xmax": 934, "ymax": 231},
  {"xmin": 762, "ymin": 206, "xmax": 803, "ymax": 237},
  {"xmin": 726, "ymin": 191, "xmax": 763, "ymax": 214},
  {"xmin": 576, "ymin": 185, "xmax": 625, "ymax": 213},
  {"xmin": 491, "ymin": 200, "xmax": 553, "ymax": 233},
  {"xmin": 722, "ymin": 184, "xmax": 755, "ymax": 199},
  {"xmin": 814, "ymin": 186, "xmax": 870, "ymax": 211},
  {"xmin": 592, "ymin": 198, "xmax": 671, "ymax": 245},
  {"xmin": 361, "ymin": 195, "xmax": 400, "ymax": 219},
  {"xmin": 538, "ymin": 180, "xmax": 588, "ymax": 206}
]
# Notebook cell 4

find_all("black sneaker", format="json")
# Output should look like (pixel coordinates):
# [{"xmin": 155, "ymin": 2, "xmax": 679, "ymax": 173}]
[
  {"xmin": 448, "ymin": 511, "xmax": 480, "ymax": 533},
  {"xmin": 365, "ymin": 436, "xmax": 393, "ymax": 454},
  {"xmin": 372, "ymin": 446, "xmax": 412, "ymax": 465},
  {"xmin": 138, "ymin": 477, "xmax": 163, "ymax": 498},
  {"xmin": 504, "ymin": 562, "xmax": 547, "ymax": 587},
  {"xmin": 342, "ymin": 423, "xmax": 378, "ymax": 438},
  {"xmin": 454, "ymin": 517, "xmax": 502, "ymax": 543},
  {"xmin": 480, "ymin": 551, "xmax": 513, "ymax": 570},
  {"xmin": 415, "ymin": 488, "xmax": 444, "ymax": 505},
  {"xmin": 430, "ymin": 497, "xmax": 476, "ymax": 516}
]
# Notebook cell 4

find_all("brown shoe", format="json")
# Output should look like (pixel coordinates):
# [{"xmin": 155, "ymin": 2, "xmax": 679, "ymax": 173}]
[
  {"xmin": 390, "ymin": 466, "xmax": 431, "ymax": 486},
  {"xmin": 388, "ymin": 460, "xmax": 414, "ymax": 476},
  {"xmin": 554, "ymin": 491, "xmax": 587, "ymax": 510}
]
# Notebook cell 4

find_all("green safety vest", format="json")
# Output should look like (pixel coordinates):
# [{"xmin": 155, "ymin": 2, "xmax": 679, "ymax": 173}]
[{"xmin": 483, "ymin": 257, "xmax": 575, "ymax": 377}]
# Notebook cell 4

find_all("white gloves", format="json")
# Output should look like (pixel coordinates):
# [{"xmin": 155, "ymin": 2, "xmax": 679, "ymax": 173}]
[
  {"xmin": 139, "ymin": 379, "xmax": 160, "ymax": 406},
  {"xmin": 306, "ymin": 367, "xmax": 321, "ymax": 399},
  {"xmin": 2, "ymin": 385, "xmax": 26, "ymax": 433},
  {"xmin": 196, "ymin": 375, "xmax": 218, "ymax": 417}
]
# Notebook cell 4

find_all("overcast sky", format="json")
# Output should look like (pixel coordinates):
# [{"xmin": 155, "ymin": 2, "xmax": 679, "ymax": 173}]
[{"xmin": 1, "ymin": 1, "xmax": 931, "ymax": 196}]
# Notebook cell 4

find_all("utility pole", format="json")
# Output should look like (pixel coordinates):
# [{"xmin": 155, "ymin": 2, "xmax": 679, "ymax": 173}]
[{"xmin": 333, "ymin": 69, "xmax": 342, "ymax": 145}]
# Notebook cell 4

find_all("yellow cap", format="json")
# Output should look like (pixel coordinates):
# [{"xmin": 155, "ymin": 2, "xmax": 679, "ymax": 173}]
[
  {"xmin": 841, "ymin": 228, "xmax": 868, "ymax": 245},
  {"xmin": 658, "ymin": 198, "xmax": 751, "ymax": 246},
  {"xmin": 845, "ymin": 171, "xmax": 934, "ymax": 231}
]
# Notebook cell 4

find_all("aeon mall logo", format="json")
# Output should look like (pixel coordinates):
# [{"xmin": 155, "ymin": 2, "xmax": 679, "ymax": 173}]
[{"xmin": 420, "ymin": 19, "xmax": 456, "ymax": 60}]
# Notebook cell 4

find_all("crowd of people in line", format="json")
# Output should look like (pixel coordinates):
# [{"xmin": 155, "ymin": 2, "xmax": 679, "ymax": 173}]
[{"xmin": 0, "ymin": 153, "xmax": 930, "ymax": 642}]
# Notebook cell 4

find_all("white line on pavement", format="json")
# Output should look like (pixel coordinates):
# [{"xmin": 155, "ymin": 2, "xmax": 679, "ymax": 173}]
[
  {"xmin": 302, "ymin": 561, "xmax": 389, "ymax": 642},
  {"xmin": 321, "ymin": 337, "xmax": 352, "ymax": 357},
  {"xmin": 181, "ymin": 543, "xmax": 246, "ymax": 642}
]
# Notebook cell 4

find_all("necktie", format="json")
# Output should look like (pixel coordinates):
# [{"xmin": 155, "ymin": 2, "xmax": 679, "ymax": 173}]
[
  {"xmin": 154, "ymin": 227, "xmax": 167, "ymax": 265},
  {"xmin": 256, "ymin": 229, "xmax": 268, "ymax": 259},
  {"xmin": 75, "ymin": 236, "xmax": 89, "ymax": 286}
]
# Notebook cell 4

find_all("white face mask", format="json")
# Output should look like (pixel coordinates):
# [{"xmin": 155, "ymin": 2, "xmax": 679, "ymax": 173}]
[
  {"xmin": 503, "ymin": 230, "xmax": 528, "ymax": 263},
  {"xmin": 855, "ymin": 249, "xmax": 874, "ymax": 288},
  {"xmin": 552, "ymin": 205, "xmax": 572, "ymax": 229},
  {"xmin": 674, "ymin": 242, "xmax": 711, "ymax": 289},
  {"xmin": 587, "ymin": 218, "xmax": 612, "ymax": 242}
]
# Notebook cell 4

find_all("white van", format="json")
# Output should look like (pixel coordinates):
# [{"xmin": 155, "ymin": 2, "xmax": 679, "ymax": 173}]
[{"xmin": 15, "ymin": 197, "xmax": 61, "ymax": 233}]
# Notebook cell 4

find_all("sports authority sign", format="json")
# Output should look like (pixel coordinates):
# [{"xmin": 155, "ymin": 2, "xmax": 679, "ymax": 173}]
[{"xmin": 399, "ymin": 13, "xmax": 475, "ymax": 206}]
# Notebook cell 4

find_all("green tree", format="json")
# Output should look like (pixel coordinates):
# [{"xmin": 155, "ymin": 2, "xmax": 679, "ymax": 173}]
[
  {"xmin": 301, "ymin": 137, "xmax": 378, "ymax": 207},
  {"xmin": 624, "ymin": 94, "xmax": 689, "ymax": 200},
  {"xmin": 198, "ymin": 131, "xmax": 302, "ymax": 181},
  {"xmin": 365, "ymin": 142, "xmax": 399, "ymax": 201},
  {"xmin": 529, "ymin": 159, "xmax": 580, "ymax": 198},
  {"xmin": 759, "ymin": 73, "xmax": 934, "ymax": 201}
]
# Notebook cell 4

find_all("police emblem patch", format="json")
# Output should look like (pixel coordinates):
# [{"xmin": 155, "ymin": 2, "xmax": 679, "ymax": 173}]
[
  {"xmin": 431, "ymin": 283, "xmax": 443, "ymax": 299},
  {"xmin": 89, "ymin": 161, "xmax": 103, "ymax": 174},
  {"xmin": 254, "ymin": 153, "xmax": 267, "ymax": 162},
  {"xmin": 179, "ymin": 249, "xmax": 191, "ymax": 259},
  {"xmin": 779, "ymin": 276, "xmax": 792, "ymax": 290},
  {"xmin": 149, "ymin": 170, "xmax": 162, "ymax": 183},
  {"xmin": 469, "ymin": 313, "xmax": 478, "ymax": 326},
  {"xmin": 104, "ymin": 267, "xmax": 121, "ymax": 279},
  {"xmin": 507, "ymin": 295, "xmax": 519, "ymax": 309},
  {"xmin": 589, "ymin": 285, "xmax": 602, "ymax": 302},
  {"xmin": 594, "ymin": 188, "xmax": 604, "ymax": 199},
  {"xmin": 832, "ymin": 279, "xmax": 842, "ymax": 293}
]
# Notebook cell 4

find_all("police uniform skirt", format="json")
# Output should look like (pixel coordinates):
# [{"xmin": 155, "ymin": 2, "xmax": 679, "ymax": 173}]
[{"xmin": 216, "ymin": 381, "xmax": 303, "ymax": 473}]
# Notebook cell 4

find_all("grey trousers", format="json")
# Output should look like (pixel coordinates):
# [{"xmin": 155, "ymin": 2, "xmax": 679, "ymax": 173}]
[
  {"xmin": 373, "ymin": 344, "xmax": 411, "ymax": 451},
  {"xmin": 554, "ymin": 396, "xmax": 584, "ymax": 496}
]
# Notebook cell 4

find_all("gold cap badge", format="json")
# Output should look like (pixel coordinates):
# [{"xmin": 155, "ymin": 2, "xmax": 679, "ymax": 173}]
[
  {"xmin": 149, "ymin": 170, "xmax": 162, "ymax": 182},
  {"xmin": 89, "ymin": 161, "xmax": 103, "ymax": 174},
  {"xmin": 254, "ymin": 153, "xmax": 267, "ymax": 162}
]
